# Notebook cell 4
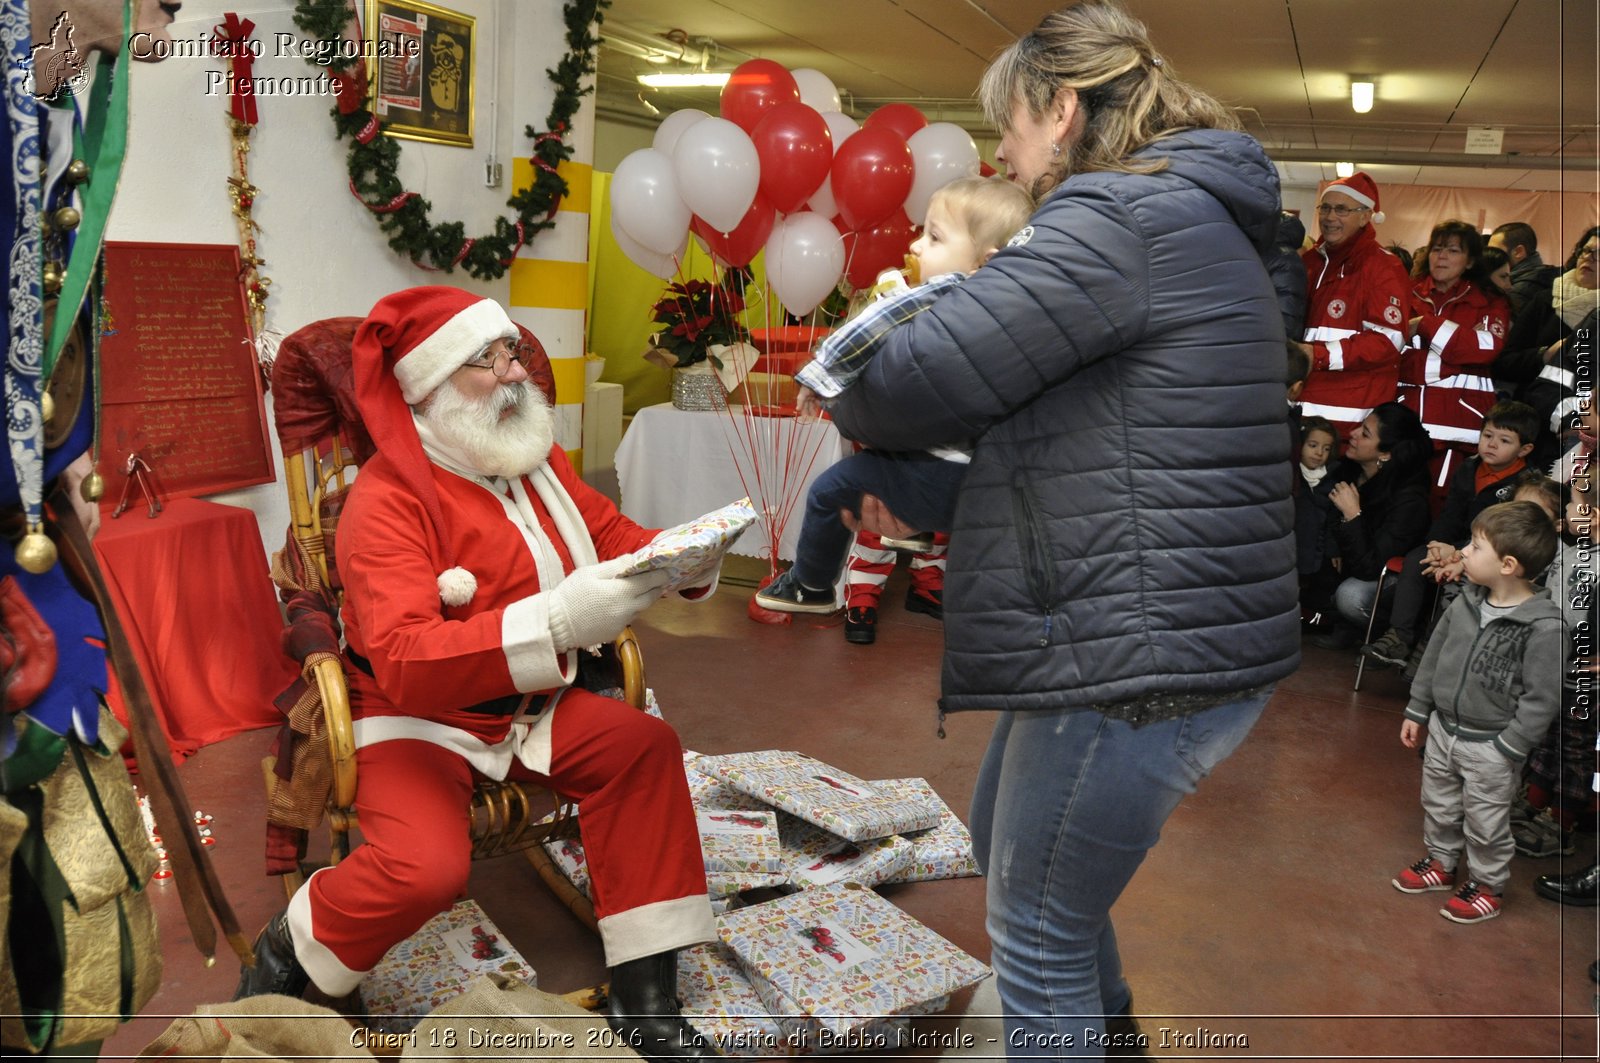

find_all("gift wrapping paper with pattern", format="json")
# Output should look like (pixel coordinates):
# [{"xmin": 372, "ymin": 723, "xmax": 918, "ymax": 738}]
[
  {"xmin": 685, "ymin": 751, "xmax": 773, "ymax": 813},
  {"xmin": 699, "ymin": 809, "xmax": 790, "ymax": 893},
  {"xmin": 777, "ymin": 814, "xmax": 915, "ymax": 890},
  {"xmin": 694, "ymin": 751, "xmax": 940, "ymax": 842},
  {"xmin": 359, "ymin": 899, "xmax": 537, "ymax": 1032},
  {"xmin": 871, "ymin": 778, "xmax": 982, "ymax": 884},
  {"xmin": 715, "ymin": 883, "xmax": 990, "ymax": 1039},
  {"xmin": 618, "ymin": 497, "xmax": 758, "ymax": 593}
]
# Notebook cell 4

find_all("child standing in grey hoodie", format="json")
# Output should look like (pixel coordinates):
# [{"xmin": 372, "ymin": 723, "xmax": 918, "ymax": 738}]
[{"xmin": 1390, "ymin": 501, "xmax": 1563, "ymax": 923}]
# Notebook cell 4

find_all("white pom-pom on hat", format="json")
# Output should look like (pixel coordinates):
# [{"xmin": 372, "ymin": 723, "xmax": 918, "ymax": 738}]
[
  {"xmin": 437, "ymin": 566, "xmax": 478, "ymax": 607},
  {"xmin": 1372, "ymin": 211, "xmax": 1386, "ymax": 224}
]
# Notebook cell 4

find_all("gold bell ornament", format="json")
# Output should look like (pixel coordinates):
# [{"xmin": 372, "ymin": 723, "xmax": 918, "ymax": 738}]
[
  {"xmin": 65, "ymin": 159, "xmax": 90, "ymax": 184},
  {"xmin": 80, "ymin": 468, "xmax": 104, "ymax": 502},
  {"xmin": 52, "ymin": 206, "xmax": 81, "ymax": 231},
  {"xmin": 40, "ymin": 390, "xmax": 54, "ymax": 423},
  {"xmin": 15, "ymin": 523, "xmax": 57, "ymax": 574}
]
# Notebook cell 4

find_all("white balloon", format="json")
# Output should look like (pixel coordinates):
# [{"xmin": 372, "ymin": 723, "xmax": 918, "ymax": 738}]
[
  {"xmin": 806, "ymin": 111, "xmax": 860, "ymax": 218},
  {"xmin": 611, "ymin": 148, "xmax": 691, "ymax": 256},
  {"xmin": 790, "ymin": 68, "xmax": 841, "ymax": 113},
  {"xmin": 652, "ymin": 108, "xmax": 710, "ymax": 158},
  {"xmin": 764, "ymin": 212, "xmax": 845, "ymax": 318},
  {"xmin": 609, "ymin": 211, "xmax": 683, "ymax": 279},
  {"xmin": 671, "ymin": 117, "xmax": 760, "ymax": 234},
  {"xmin": 904, "ymin": 122, "xmax": 981, "ymax": 225}
]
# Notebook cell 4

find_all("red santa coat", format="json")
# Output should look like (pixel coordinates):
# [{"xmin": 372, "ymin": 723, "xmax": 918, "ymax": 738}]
[
  {"xmin": 1300, "ymin": 224, "xmax": 1412, "ymax": 428},
  {"xmin": 1399, "ymin": 276, "xmax": 1508, "ymax": 447},
  {"xmin": 337, "ymin": 444, "xmax": 655, "ymax": 747}
]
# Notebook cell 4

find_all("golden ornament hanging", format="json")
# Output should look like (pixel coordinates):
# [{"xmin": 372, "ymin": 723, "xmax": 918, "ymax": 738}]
[
  {"xmin": 40, "ymin": 389, "xmax": 54, "ymax": 423},
  {"xmin": 80, "ymin": 469, "xmax": 104, "ymax": 502},
  {"xmin": 65, "ymin": 159, "xmax": 90, "ymax": 184},
  {"xmin": 42, "ymin": 262, "xmax": 63, "ymax": 294},
  {"xmin": 52, "ymin": 206, "xmax": 81, "ymax": 231},
  {"xmin": 15, "ymin": 524, "xmax": 57, "ymax": 574}
]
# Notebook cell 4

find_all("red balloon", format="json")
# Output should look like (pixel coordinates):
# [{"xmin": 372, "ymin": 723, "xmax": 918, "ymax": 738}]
[
  {"xmin": 751, "ymin": 102, "xmax": 833, "ymax": 214},
  {"xmin": 842, "ymin": 209, "xmax": 917, "ymax": 290},
  {"xmin": 863, "ymin": 102, "xmax": 928, "ymax": 142},
  {"xmin": 719, "ymin": 59, "xmax": 800, "ymax": 135},
  {"xmin": 831, "ymin": 127, "xmax": 914, "ymax": 232},
  {"xmin": 692, "ymin": 194, "xmax": 776, "ymax": 268}
]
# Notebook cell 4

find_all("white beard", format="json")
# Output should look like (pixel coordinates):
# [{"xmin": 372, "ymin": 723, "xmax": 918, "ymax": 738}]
[{"xmin": 417, "ymin": 380, "xmax": 555, "ymax": 479}]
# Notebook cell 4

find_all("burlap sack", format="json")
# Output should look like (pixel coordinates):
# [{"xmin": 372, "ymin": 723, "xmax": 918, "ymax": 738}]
[
  {"xmin": 405, "ymin": 974, "xmax": 644, "ymax": 1063},
  {"xmin": 137, "ymin": 994, "xmax": 374, "ymax": 1061}
]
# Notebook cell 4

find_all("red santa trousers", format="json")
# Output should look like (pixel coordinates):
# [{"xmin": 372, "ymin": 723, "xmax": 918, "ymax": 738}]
[{"xmin": 286, "ymin": 691, "xmax": 711, "ymax": 995}]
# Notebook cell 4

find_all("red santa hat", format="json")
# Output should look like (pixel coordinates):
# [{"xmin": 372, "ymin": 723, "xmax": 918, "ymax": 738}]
[
  {"xmin": 1320, "ymin": 171, "xmax": 1385, "ymax": 224},
  {"xmin": 350, "ymin": 286, "xmax": 518, "ymax": 606}
]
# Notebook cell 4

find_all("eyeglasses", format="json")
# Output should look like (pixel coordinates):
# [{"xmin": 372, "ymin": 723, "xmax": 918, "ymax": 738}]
[
  {"xmin": 1316, "ymin": 204, "xmax": 1371, "ymax": 218},
  {"xmin": 461, "ymin": 341, "xmax": 536, "ymax": 378},
  {"xmin": 1580, "ymin": 245, "xmax": 1599, "ymax": 258}
]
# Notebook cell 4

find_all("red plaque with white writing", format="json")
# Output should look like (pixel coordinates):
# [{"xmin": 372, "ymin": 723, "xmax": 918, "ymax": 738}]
[{"xmin": 97, "ymin": 242, "xmax": 274, "ymax": 505}]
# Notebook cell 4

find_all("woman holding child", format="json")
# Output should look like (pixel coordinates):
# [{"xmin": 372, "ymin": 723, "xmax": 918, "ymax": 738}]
[{"xmin": 827, "ymin": 0, "xmax": 1298, "ymax": 1052}]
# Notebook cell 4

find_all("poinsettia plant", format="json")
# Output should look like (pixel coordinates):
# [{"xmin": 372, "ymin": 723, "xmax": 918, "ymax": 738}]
[{"xmin": 646, "ymin": 271, "xmax": 752, "ymax": 369}]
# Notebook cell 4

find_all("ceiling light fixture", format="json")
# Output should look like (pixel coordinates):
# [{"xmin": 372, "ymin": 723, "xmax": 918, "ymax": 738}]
[
  {"xmin": 1350, "ymin": 80, "xmax": 1374, "ymax": 114},
  {"xmin": 1335, "ymin": 161, "xmax": 1355, "ymax": 178},
  {"xmin": 637, "ymin": 71, "xmax": 730, "ymax": 88}
]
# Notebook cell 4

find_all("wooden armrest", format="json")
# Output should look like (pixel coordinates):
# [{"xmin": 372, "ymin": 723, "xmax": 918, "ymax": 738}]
[
  {"xmin": 311, "ymin": 656, "xmax": 357, "ymax": 810},
  {"xmin": 616, "ymin": 626, "xmax": 644, "ymax": 711}
]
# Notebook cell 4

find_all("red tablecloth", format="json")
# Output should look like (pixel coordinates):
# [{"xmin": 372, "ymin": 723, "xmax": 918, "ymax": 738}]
[
  {"xmin": 749, "ymin": 326, "xmax": 832, "ymax": 375},
  {"xmin": 94, "ymin": 497, "xmax": 294, "ymax": 760}
]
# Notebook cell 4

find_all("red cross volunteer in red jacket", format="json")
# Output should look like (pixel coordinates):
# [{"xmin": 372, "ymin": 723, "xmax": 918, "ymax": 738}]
[
  {"xmin": 233, "ymin": 287, "xmax": 717, "ymax": 1061},
  {"xmin": 1298, "ymin": 171, "xmax": 1412, "ymax": 433},
  {"xmin": 1401, "ymin": 219, "xmax": 1510, "ymax": 483}
]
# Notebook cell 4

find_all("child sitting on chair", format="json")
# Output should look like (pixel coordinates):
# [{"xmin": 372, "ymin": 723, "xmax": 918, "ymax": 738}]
[{"xmin": 757, "ymin": 176, "xmax": 1033, "ymax": 613}]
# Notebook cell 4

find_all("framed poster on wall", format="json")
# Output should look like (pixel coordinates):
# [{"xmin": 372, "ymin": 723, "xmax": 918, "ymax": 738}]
[
  {"xmin": 97, "ymin": 242, "xmax": 274, "ymax": 504},
  {"xmin": 367, "ymin": 0, "xmax": 475, "ymax": 147}
]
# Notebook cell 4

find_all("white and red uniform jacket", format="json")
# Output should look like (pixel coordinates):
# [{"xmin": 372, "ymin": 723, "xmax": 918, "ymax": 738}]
[
  {"xmin": 1300, "ymin": 225, "xmax": 1412, "ymax": 429},
  {"xmin": 338, "ymin": 443, "xmax": 656, "ymax": 756},
  {"xmin": 1399, "ymin": 276, "xmax": 1509, "ymax": 447}
]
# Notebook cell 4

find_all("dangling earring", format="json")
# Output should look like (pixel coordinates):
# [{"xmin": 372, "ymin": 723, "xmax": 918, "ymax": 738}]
[{"xmin": 1051, "ymin": 141, "xmax": 1061, "ymax": 157}]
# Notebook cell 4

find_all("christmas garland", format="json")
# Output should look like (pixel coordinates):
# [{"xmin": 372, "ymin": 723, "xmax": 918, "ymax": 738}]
[{"xmin": 292, "ymin": 0, "xmax": 609, "ymax": 279}]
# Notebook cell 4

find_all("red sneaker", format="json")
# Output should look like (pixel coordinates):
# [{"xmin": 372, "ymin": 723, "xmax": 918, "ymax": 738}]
[
  {"xmin": 1440, "ymin": 882, "xmax": 1502, "ymax": 923},
  {"xmin": 1392, "ymin": 857, "xmax": 1456, "ymax": 893}
]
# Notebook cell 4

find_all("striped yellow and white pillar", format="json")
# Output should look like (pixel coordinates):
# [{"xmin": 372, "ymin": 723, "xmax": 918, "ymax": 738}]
[{"xmin": 507, "ymin": 2, "xmax": 597, "ymax": 472}]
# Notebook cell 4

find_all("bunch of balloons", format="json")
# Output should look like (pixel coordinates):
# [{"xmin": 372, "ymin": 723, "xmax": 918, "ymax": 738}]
[{"xmin": 609, "ymin": 60, "xmax": 981, "ymax": 317}]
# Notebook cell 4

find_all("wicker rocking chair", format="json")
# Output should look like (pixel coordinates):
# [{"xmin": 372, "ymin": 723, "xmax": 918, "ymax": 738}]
[{"xmin": 261, "ymin": 316, "xmax": 639, "ymax": 933}]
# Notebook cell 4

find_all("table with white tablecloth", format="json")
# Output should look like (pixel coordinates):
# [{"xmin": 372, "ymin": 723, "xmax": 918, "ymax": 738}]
[{"xmin": 614, "ymin": 404, "xmax": 853, "ymax": 562}]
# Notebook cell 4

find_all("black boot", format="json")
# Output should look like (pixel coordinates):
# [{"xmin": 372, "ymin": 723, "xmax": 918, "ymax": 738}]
[
  {"xmin": 234, "ymin": 910, "xmax": 310, "ymax": 1001},
  {"xmin": 606, "ymin": 951, "xmax": 717, "ymax": 1060},
  {"xmin": 1534, "ymin": 862, "xmax": 1600, "ymax": 906}
]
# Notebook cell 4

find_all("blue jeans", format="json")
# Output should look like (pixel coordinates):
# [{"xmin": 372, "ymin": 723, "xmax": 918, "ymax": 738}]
[
  {"xmin": 790, "ymin": 449, "xmax": 966, "ymax": 588},
  {"xmin": 969, "ymin": 690, "xmax": 1272, "ymax": 1058}
]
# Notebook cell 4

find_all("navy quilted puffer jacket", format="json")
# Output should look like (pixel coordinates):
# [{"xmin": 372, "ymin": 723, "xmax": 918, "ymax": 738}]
[{"xmin": 829, "ymin": 129, "xmax": 1301, "ymax": 717}]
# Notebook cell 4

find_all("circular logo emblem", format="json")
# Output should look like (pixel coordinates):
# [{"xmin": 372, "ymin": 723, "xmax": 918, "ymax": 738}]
[
  {"xmin": 1382, "ymin": 304, "xmax": 1403, "ymax": 326},
  {"xmin": 1007, "ymin": 225, "xmax": 1034, "ymax": 248},
  {"xmin": 1490, "ymin": 319, "xmax": 1505, "ymax": 338},
  {"xmin": 1328, "ymin": 299, "xmax": 1347, "ymax": 319}
]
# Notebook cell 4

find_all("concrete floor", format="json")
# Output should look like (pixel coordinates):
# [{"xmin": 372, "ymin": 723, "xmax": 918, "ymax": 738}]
[{"xmin": 98, "ymin": 553, "xmax": 1598, "ymax": 1061}]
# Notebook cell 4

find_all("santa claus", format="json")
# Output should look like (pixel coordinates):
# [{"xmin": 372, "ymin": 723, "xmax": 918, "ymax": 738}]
[{"xmin": 235, "ymin": 286, "xmax": 717, "ymax": 1059}]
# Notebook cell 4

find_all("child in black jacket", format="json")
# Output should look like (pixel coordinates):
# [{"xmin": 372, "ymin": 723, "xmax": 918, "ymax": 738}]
[{"xmin": 1361, "ymin": 401, "xmax": 1540, "ymax": 672}]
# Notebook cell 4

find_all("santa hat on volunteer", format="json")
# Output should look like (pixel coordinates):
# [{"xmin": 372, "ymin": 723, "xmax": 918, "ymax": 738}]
[
  {"xmin": 1320, "ymin": 170, "xmax": 1385, "ymax": 224},
  {"xmin": 351, "ymin": 286, "xmax": 518, "ymax": 607}
]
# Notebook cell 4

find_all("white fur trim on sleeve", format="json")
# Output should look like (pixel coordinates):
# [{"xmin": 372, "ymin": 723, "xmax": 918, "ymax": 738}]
[
  {"xmin": 502, "ymin": 594, "xmax": 578, "ymax": 692},
  {"xmin": 437, "ymin": 566, "xmax": 478, "ymax": 606},
  {"xmin": 395, "ymin": 299, "xmax": 518, "ymax": 404}
]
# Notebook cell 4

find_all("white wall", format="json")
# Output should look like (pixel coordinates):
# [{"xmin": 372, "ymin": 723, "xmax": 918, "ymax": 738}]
[{"xmin": 107, "ymin": 0, "xmax": 580, "ymax": 553}]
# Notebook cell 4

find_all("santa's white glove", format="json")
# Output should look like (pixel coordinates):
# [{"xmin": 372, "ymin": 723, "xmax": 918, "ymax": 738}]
[{"xmin": 546, "ymin": 556, "xmax": 671, "ymax": 651}]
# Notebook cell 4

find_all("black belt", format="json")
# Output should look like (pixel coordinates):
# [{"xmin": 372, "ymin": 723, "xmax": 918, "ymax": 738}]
[{"xmin": 344, "ymin": 648, "xmax": 549, "ymax": 716}]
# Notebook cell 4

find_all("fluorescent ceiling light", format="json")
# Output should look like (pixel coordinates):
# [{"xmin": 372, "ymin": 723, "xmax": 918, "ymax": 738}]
[
  {"xmin": 638, "ymin": 71, "xmax": 730, "ymax": 88},
  {"xmin": 1335, "ymin": 161, "xmax": 1355, "ymax": 178},
  {"xmin": 1350, "ymin": 81, "xmax": 1374, "ymax": 114}
]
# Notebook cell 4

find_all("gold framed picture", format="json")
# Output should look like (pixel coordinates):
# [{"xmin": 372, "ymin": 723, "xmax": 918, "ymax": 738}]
[{"xmin": 366, "ymin": 0, "xmax": 475, "ymax": 147}]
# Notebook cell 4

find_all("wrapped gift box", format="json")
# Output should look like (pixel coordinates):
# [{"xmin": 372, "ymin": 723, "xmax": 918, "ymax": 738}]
[
  {"xmin": 359, "ymin": 899, "xmax": 536, "ymax": 1033},
  {"xmin": 679, "ymin": 940, "xmax": 921, "ymax": 1056},
  {"xmin": 541, "ymin": 833, "xmax": 590, "ymax": 897},
  {"xmin": 872, "ymin": 778, "xmax": 982, "ymax": 885},
  {"xmin": 716, "ymin": 882, "xmax": 989, "ymax": 1039},
  {"xmin": 695, "ymin": 751, "xmax": 940, "ymax": 842},
  {"xmin": 686, "ymin": 751, "xmax": 777, "ymax": 813},
  {"xmin": 778, "ymin": 814, "xmax": 915, "ymax": 890},
  {"xmin": 699, "ymin": 809, "xmax": 789, "ymax": 895}
]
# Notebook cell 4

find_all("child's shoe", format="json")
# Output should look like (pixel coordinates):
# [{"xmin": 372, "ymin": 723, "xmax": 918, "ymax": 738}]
[
  {"xmin": 754, "ymin": 570, "xmax": 837, "ymax": 614},
  {"xmin": 904, "ymin": 587, "xmax": 943, "ymax": 620},
  {"xmin": 1513, "ymin": 810, "xmax": 1574, "ymax": 858},
  {"xmin": 1360, "ymin": 628, "xmax": 1411, "ymax": 667},
  {"xmin": 1440, "ymin": 881, "xmax": 1502, "ymax": 923},
  {"xmin": 1392, "ymin": 856, "xmax": 1456, "ymax": 893},
  {"xmin": 844, "ymin": 606, "xmax": 877, "ymax": 645}
]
